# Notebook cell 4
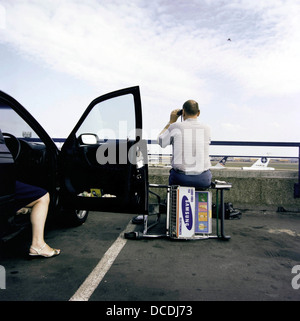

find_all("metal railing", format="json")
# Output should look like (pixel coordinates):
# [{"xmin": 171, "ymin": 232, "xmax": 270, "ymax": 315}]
[
  {"xmin": 146, "ymin": 140, "xmax": 300, "ymax": 198},
  {"xmin": 28, "ymin": 137, "xmax": 300, "ymax": 198}
]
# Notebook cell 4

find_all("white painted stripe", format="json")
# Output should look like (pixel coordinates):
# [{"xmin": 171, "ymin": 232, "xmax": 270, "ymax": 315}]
[{"xmin": 69, "ymin": 221, "xmax": 133, "ymax": 301}]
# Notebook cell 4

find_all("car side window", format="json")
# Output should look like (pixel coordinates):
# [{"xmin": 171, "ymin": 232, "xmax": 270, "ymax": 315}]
[
  {"xmin": 0, "ymin": 102, "xmax": 39, "ymax": 139},
  {"xmin": 76, "ymin": 94, "xmax": 136, "ymax": 141}
]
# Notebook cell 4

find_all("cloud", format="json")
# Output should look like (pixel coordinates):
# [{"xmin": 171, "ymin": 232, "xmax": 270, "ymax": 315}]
[
  {"xmin": 221, "ymin": 122, "xmax": 243, "ymax": 132},
  {"xmin": 1, "ymin": 1, "xmax": 204, "ymax": 92},
  {"xmin": 0, "ymin": 3, "xmax": 5, "ymax": 29},
  {"xmin": 3, "ymin": 0, "xmax": 299, "ymax": 98},
  {"xmin": 214, "ymin": 1, "xmax": 300, "ymax": 96},
  {"xmin": 1, "ymin": 0, "xmax": 300, "ymax": 142}
]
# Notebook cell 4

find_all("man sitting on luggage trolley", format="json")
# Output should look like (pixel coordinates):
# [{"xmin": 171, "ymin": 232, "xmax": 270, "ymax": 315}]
[
  {"xmin": 158, "ymin": 99, "xmax": 212, "ymax": 188},
  {"xmin": 132, "ymin": 99, "xmax": 212, "ymax": 225}
]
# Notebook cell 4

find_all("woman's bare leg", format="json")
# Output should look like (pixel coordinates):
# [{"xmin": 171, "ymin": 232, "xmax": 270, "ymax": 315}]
[{"xmin": 25, "ymin": 193, "xmax": 60, "ymax": 256}]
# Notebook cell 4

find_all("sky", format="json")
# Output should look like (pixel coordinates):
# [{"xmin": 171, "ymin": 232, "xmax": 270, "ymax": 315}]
[{"xmin": 0, "ymin": 0, "xmax": 300, "ymax": 157}]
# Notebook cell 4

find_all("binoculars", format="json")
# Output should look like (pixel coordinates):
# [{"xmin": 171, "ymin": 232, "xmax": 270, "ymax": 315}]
[{"xmin": 177, "ymin": 109, "xmax": 183, "ymax": 116}]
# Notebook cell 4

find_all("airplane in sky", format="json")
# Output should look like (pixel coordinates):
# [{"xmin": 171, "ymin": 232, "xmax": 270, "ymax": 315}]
[{"xmin": 242, "ymin": 157, "xmax": 275, "ymax": 170}]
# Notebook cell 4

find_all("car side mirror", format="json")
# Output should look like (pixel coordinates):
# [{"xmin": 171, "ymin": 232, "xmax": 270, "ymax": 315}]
[{"xmin": 78, "ymin": 133, "xmax": 98, "ymax": 145}]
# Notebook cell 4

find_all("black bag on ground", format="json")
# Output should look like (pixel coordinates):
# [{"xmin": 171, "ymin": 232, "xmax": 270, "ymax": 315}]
[{"xmin": 212, "ymin": 202, "xmax": 242, "ymax": 220}]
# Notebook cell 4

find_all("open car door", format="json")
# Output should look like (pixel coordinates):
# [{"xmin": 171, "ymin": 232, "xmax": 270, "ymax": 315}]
[{"xmin": 60, "ymin": 86, "xmax": 148, "ymax": 214}]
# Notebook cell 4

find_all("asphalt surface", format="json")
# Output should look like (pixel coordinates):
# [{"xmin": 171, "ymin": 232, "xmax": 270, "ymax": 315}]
[{"xmin": 0, "ymin": 209, "xmax": 300, "ymax": 302}]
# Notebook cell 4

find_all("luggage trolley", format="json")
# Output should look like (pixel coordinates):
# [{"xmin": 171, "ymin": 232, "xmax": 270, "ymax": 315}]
[{"xmin": 125, "ymin": 181, "xmax": 232, "ymax": 241}]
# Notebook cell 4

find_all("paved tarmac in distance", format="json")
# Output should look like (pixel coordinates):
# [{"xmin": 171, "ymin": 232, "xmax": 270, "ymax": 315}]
[{"xmin": 0, "ymin": 209, "xmax": 300, "ymax": 301}]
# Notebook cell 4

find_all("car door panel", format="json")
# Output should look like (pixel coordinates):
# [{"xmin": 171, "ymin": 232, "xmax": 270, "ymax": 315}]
[
  {"xmin": 61, "ymin": 136, "xmax": 148, "ymax": 214},
  {"xmin": 60, "ymin": 86, "xmax": 148, "ymax": 214}
]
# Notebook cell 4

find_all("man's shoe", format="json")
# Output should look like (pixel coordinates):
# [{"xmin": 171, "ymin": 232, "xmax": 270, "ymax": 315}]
[{"xmin": 132, "ymin": 215, "xmax": 144, "ymax": 224}]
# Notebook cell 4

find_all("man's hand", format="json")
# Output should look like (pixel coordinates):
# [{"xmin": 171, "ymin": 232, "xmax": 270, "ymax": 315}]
[
  {"xmin": 158, "ymin": 108, "xmax": 182, "ymax": 138},
  {"xmin": 170, "ymin": 109, "xmax": 181, "ymax": 123}
]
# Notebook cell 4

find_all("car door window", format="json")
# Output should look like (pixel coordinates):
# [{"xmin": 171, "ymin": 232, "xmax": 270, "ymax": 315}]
[{"xmin": 76, "ymin": 94, "xmax": 136, "ymax": 141}]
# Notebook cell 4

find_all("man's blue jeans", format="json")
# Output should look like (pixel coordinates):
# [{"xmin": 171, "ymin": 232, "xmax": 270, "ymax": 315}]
[{"xmin": 169, "ymin": 168, "xmax": 212, "ymax": 189}]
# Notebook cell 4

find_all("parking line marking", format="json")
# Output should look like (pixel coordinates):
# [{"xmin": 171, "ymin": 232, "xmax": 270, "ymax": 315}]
[{"xmin": 69, "ymin": 221, "xmax": 133, "ymax": 301}]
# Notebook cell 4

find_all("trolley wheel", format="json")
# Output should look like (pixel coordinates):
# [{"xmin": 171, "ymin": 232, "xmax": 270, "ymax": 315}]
[{"xmin": 124, "ymin": 231, "xmax": 138, "ymax": 240}]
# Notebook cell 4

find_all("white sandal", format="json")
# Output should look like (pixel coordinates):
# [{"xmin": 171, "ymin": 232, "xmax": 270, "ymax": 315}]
[{"xmin": 29, "ymin": 243, "xmax": 60, "ymax": 258}]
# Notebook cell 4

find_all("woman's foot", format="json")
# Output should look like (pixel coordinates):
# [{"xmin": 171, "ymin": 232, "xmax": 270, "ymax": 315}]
[
  {"xmin": 29, "ymin": 243, "xmax": 60, "ymax": 258},
  {"xmin": 16, "ymin": 207, "xmax": 31, "ymax": 215}
]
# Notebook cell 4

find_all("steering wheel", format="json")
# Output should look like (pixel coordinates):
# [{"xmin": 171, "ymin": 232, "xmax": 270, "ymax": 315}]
[{"xmin": 3, "ymin": 132, "xmax": 21, "ymax": 161}]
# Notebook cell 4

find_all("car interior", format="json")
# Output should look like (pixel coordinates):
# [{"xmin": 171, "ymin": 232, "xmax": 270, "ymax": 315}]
[{"xmin": 5, "ymin": 134, "xmax": 56, "ymax": 189}]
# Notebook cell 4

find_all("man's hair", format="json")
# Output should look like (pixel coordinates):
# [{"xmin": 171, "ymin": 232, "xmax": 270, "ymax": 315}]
[{"xmin": 183, "ymin": 100, "xmax": 199, "ymax": 116}]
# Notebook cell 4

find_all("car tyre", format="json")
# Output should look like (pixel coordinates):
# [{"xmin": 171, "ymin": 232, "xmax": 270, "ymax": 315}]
[{"xmin": 62, "ymin": 209, "xmax": 89, "ymax": 227}]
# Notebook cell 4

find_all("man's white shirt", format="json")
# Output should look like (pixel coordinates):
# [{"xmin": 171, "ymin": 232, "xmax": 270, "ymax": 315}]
[{"xmin": 158, "ymin": 118, "xmax": 211, "ymax": 174}]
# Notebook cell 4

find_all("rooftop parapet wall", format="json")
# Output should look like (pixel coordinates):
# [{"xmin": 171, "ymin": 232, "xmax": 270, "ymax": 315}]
[{"xmin": 148, "ymin": 167, "xmax": 300, "ymax": 212}]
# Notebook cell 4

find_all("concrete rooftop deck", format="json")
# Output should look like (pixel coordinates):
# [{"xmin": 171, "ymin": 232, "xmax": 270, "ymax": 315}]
[{"xmin": 0, "ymin": 208, "xmax": 300, "ymax": 301}]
